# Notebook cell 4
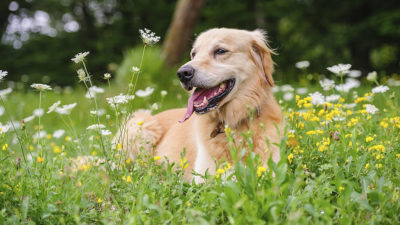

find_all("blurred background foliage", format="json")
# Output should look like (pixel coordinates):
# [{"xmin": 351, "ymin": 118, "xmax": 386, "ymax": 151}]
[{"xmin": 0, "ymin": 0, "xmax": 399, "ymax": 87}]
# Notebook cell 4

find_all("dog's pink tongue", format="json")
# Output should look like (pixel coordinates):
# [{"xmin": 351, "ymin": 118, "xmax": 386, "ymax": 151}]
[{"xmin": 179, "ymin": 89, "xmax": 204, "ymax": 123}]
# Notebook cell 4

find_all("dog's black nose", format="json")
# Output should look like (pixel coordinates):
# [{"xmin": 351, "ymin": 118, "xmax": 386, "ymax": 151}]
[{"xmin": 177, "ymin": 65, "xmax": 195, "ymax": 83}]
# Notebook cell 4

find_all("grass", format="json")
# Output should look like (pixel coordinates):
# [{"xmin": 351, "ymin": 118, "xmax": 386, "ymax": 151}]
[{"xmin": 0, "ymin": 46, "xmax": 400, "ymax": 224}]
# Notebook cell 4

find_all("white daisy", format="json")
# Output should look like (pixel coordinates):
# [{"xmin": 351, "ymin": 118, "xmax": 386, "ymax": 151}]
[
  {"xmin": 90, "ymin": 109, "xmax": 106, "ymax": 116},
  {"xmin": 309, "ymin": 92, "xmax": 325, "ymax": 105},
  {"xmin": 100, "ymin": 129, "xmax": 112, "ymax": 136},
  {"xmin": 319, "ymin": 78, "xmax": 335, "ymax": 91},
  {"xmin": 348, "ymin": 70, "xmax": 361, "ymax": 78},
  {"xmin": 365, "ymin": 104, "xmax": 379, "ymax": 114},
  {"xmin": 77, "ymin": 69, "xmax": 87, "ymax": 82},
  {"xmin": 161, "ymin": 90, "xmax": 168, "ymax": 96},
  {"xmin": 0, "ymin": 123, "xmax": 10, "ymax": 134},
  {"xmin": 47, "ymin": 100, "xmax": 61, "ymax": 114},
  {"xmin": 106, "ymin": 94, "xmax": 135, "ymax": 107},
  {"xmin": 33, "ymin": 108, "xmax": 44, "ymax": 117},
  {"xmin": 366, "ymin": 71, "xmax": 377, "ymax": 82},
  {"xmin": 33, "ymin": 131, "xmax": 47, "ymax": 139},
  {"xmin": 86, "ymin": 124, "xmax": 106, "ymax": 130},
  {"xmin": 139, "ymin": 28, "xmax": 160, "ymax": 46},
  {"xmin": 271, "ymin": 86, "xmax": 280, "ymax": 93},
  {"xmin": 132, "ymin": 66, "xmax": 140, "ymax": 72},
  {"xmin": 103, "ymin": 73, "xmax": 111, "ymax": 79},
  {"xmin": 327, "ymin": 64, "xmax": 351, "ymax": 75},
  {"xmin": 71, "ymin": 52, "xmax": 89, "ymax": 63},
  {"xmin": 335, "ymin": 78, "xmax": 360, "ymax": 92},
  {"xmin": 55, "ymin": 103, "xmax": 77, "ymax": 115},
  {"xmin": 31, "ymin": 83, "xmax": 52, "ymax": 91},
  {"xmin": 0, "ymin": 88, "xmax": 12, "ymax": 98},
  {"xmin": 0, "ymin": 106, "xmax": 4, "ymax": 116},
  {"xmin": 295, "ymin": 60, "xmax": 310, "ymax": 69},
  {"xmin": 53, "ymin": 129, "xmax": 65, "ymax": 138},
  {"xmin": 344, "ymin": 103, "xmax": 357, "ymax": 109},
  {"xmin": 280, "ymin": 84, "xmax": 294, "ymax": 92},
  {"xmin": 283, "ymin": 92, "xmax": 294, "ymax": 101},
  {"xmin": 371, "ymin": 85, "xmax": 389, "ymax": 94},
  {"xmin": 387, "ymin": 78, "xmax": 400, "ymax": 87},
  {"xmin": 0, "ymin": 70, "xmax": 8, "ymax": 80},
  {"xmin": 23, "ymin": 115, "xmax": 35, "ymax": 123},
  {"xmin": 151, "ymin": 103, "xmax": 159, "ymax": 111},
  {"xmin": 136, "ymin": 87, "xmax": 154, "ymax": 97},
  {"xmin": 85, "ymin": 86, "xmax": 104, "ymax": 99},
  {"xmin": 326, "ymin": 94, "xmax": 341, "ymax": 102},
  {"xmin": 296, "ymin": 87, "xmax": 308, "ymax": 95}
]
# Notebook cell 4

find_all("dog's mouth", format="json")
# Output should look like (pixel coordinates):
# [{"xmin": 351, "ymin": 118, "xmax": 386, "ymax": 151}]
[{"xmin": 179, "ymin": 79, "xmax": 235, "ymax": 122}]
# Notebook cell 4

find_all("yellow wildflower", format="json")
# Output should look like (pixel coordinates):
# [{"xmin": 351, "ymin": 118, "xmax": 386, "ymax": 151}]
[
  {"xmin": 116, "ymin": 143, "xmax": 122, "ymax": 151},
  {"xmin": 380, "ymin": 121, "xmax": 388, "ymax": 129},
  {"xmin": 180, "ymin": 157, "xmax": 188, "ymax": 169},
  {"xmin": 126, "ymin": 176, "xmax": 132, "ymax": 183},
  {"xmin": 37, "ymin": 156, "xmax": 44, "ymax": 163},
  {"xmin": 339, "ymin": 186, "xmax": 344, "ymax": 191},
  {"xmin": 53, "ymin": 146, "xmax": 61, "ymax": 154},
  {"xmin": 2, "ymin": 144, "xmax": 8, "ymax": 151},
  {"xmin": 224, "ymin": 163, "xmax": 232, "ymax": 171},
  {"xmin": 306, "ymin": 130, "xmax": 316, "ymax": 135},
  {"xmin": 65, "ymin": 136, "xmax": 71, "ymax": 141},
  {"xmin": 126, "ymin": 158, "xmax": 132, "ymax": 164},
  {"xmin": 287, "ymin": 153, "xmax": 294, "ymax": 164},
  {"xmin": 365, "ymin": 163, "xmax": 370, "ymax": 169},
  {"xmin": 215, "ymin": 168, "xmax": 225, "ymax": 178},
  {"xmin": 137, "ymin": 120, "xmax": 144, "ymax": 125},
  {"xmin": 153, "ymin": 156, "xmax": 161, "ymax": 161},
  {"xmin": 257, "ymin": 166, "xmax": 267, "ymax": 177},
  {"xmin": 29, "ymin": 145, "xmax": 34, "ymax": 151},
  {"xmin": 366, "ymin": 136, "xmax": 374, "ymax": 142},
  {"xmin": 46, "ymin": 134, "xmax": 52, "ymax": 139},
  {"xmin": 97, "ymin": 198, "xmax": 102, "ymax": 203}
]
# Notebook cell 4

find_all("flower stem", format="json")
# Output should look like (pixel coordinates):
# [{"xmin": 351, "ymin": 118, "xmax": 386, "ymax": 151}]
[{"xmin": 0, "ymin": 95, "xmax": 30, "ymax": 175}]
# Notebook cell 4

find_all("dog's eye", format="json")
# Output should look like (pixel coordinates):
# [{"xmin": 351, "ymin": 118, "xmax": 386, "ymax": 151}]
[
  {"xmin": 214, "ymin": 48, "xmax": 228, "ymax": 56},
  {"xmin": 191, "ymin": 52, "xmax": 196, "ymax": 58}
]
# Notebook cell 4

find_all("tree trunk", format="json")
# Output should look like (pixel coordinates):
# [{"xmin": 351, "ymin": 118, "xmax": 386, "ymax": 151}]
[{"xmin": 162, "ymin": 0, "xmax": 205, "ymax": 66}]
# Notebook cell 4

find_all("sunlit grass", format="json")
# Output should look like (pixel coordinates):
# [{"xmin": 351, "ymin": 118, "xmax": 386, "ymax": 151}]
[{"xmin": 0, "ymin": 31, "xmax": 400, "ymax": 224}]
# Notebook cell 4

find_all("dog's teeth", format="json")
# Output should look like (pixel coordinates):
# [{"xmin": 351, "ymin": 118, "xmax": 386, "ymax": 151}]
[
  {"xmin": 220, "ymin": 83, "xmax": 226, "ymax": 89},
  {"xmin": 203, "ymin": 96, "xmax": 208, "ymax": 104}
]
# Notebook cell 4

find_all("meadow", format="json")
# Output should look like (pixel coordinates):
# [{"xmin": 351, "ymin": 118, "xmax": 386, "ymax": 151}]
[{"xmin": 0, "ymin": 32, "xmax": 400, "ymax": 224}]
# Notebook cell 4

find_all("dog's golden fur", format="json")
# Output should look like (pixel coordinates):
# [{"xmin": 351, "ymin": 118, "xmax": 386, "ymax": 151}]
[{"xmin": 115, "ymin": 28, "xmax": 283, "ymax": 181}]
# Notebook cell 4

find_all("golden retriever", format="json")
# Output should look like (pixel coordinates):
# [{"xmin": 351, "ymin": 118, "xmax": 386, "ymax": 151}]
[{"xmin": 115, "ymin": 28, "xmax": 283, "ymax": 182}]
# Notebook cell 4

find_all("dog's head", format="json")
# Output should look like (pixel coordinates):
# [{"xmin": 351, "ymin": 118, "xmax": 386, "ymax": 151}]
[{"xmin": 178, "ymin": 28, "xmax": 275, "ymax": 122}]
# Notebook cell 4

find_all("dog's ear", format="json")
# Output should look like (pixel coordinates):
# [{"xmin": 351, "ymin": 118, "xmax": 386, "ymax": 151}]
[{"xmin": 250, "ymin": 29, "xmax": 275, "ymax": 87}]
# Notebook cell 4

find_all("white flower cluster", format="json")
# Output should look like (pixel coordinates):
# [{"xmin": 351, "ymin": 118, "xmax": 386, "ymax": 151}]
[
  {"xmin": 86, "ymin": 124, "xmax": 111, "ymax": 136},
  {"xmin": 366, "ymin": 71, "xmax": 377, "ymax": 82},
  {"xmin": 106, "ymin": 94, "xmax": 135, "ymax": 107},
  {"xmin": 136, "ymin": 87, "xmax": 154, "ymax": 97},
  {"xmin": 31, "ymin": 83, "xmax": 52, "ymax": 91},
  {"xmin": 295, "ymin": 61, "xmax": 310, "ymax": 69},
  {"xmin": 327, "ymin": 64, "xmax": 351, "ymax": 75},
  {"xmin": 85, "ymin": 86, "xmax": 104, "ymax": 99},
  {"xmin": 47, "ymin": 100, "xmax": 61, "ymax": 114},
  {"xmin": 334, "ymin": 78, "xmax": 360, "ymax": 92},
  {"xmin": 365, "ymin": 104, "xmax": 379, "ymax": 114},
  {"xmin": 371, "ymin": 85, "xmax": 389, "ymax": 94},
  {"xmin": 0, "ymin": 88, "xmax": 12, "ymax": 98},
  {"xmin": 0, "ymin": 123, "xmax": 10, "ymax": 134},
  {"xmin": 139, "ymin": 28, "xmax": 160, "ymax": 46},
  {"xmin": 71, "ymin": 52, "xmax": 89, "ymax": 64},
  {"xmin": 0, "ymin": 70, "xmax": 8, "ymax": 80},
  {"xmin": 319, "ymin": 78, "xmax": 335, "ymax": 91},
  {"xmin": 54, "ymin": 103, "xmax": 77, "ymax": 115}
]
